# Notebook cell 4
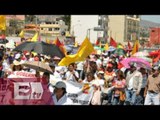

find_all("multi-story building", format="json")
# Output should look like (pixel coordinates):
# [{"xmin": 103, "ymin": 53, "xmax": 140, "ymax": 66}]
[
  {"xmin": 108, "ymin": 15, "xmax": 140, "ymax": 45},
  {"xmin": 39, "ymin": 20, "xmax": 68, "ymax": 37},
  {"xmin": 149, "ymin": 27, "xmax": 160, "ymax": 46},
  {"xmin": 37, "ymin": 15, "xmax": 64, "ymax": 23}
]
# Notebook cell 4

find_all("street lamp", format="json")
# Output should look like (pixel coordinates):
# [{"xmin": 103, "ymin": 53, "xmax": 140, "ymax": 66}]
[{"xmin": 87, "ymin": 28, "xmax": 95, "ymax": 40}]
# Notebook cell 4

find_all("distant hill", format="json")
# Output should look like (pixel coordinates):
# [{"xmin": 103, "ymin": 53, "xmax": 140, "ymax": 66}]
[{"xmin": 140, "ymin": 20, "xmax": 160, "ymax": 28}]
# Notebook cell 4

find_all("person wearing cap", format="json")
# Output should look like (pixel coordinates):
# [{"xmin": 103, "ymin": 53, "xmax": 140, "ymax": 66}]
[
  {"xmin": 52, "ymin": 81, "xmax": 73, "ymax": 105},
  {"xmin": 144, "ymin": 66, "xmax": 160, "ymax": 105},
  {"xmin": 125, "ymin": 62, "xmax": 143, "ymax": 105}
]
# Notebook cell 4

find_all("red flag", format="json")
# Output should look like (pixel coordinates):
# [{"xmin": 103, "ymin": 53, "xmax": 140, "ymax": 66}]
[
  {"xmin": 127, "ymin": 41, "xmax": 132, "ymax": 49},
  {"xmin": 95, "ymin": 39, "xmax": 100, "ymax": 45},
  {"xmin": 110, "ymin": 37, "xmax": 117, "ymax": 47},
  {"xmin": 55, "ymin": 37, "xmax": 63, "ymax": 47},
  {"xmin": 55, "ymin": 37, "xmax": 66, "ymax": 56}
]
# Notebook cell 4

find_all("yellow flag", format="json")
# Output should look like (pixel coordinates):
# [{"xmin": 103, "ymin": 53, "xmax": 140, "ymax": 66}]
[
  {"xmin": 46, "ymin": 39, "xmax": 50, "ymax": 44},
  {"xmin": 132, "ymin": 40, "xmax": 139, "ymax": 55},
  {"xmin": 105, "ymin": 43, "xmax": 109, "ymax": 50},
  {"xmin": 74, "ymin": 41, "xmax": 78, "ymax": 47},
  {"xmin": 99, "ymin": 41, "xmax": 102, "ymax": 48},
  {"xmin": 31, "ymin": 32, "xmax": 38, "ymax": 42},
  {"xmin": 0, "ymin": 15, "xmax": 6, "ymax": 30},
  {"xmin": 58, "ymin": 54, "xmax": 79, "ymax": 66},
  {"xmin": 58, "ymin": 37, "xmax": 94, "ymax": 66},
  {"xmin": 77, "ymin": 37, "xmax": 94, "ymax": 61},
  {"xmin": 19, "ymin": 30, "xmax": 24, "ymax": 38}
]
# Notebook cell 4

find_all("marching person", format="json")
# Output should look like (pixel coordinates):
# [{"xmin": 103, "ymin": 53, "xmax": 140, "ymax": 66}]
[
  {"xmin": 52, "ymin": 81, "xmax": 73, "ymax": 105},
  {"xmin": 125, "ymin": 62, "xmax": 143, "ymax": 105},
  {"xmin": 144, "ymin": 66, "xmax": 160, "ymax": 105}
]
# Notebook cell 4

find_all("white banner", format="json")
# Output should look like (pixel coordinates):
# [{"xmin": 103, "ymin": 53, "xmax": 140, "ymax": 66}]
[
  {"xmin": 54, "ymin": 80, "xmax": 94, "ymax": 105},
  {"xmin": 7, "ymin": 71, "xmax": 36, "ymax": 78},
  {"xmin": 66, "ymin": 81, "xmax": 93, "ymax": 105}
]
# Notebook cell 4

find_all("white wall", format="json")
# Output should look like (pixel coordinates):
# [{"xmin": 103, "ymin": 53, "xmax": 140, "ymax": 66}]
[{"xmin": 71, "ymin": 15, "xmax": 99, "ymax": 44}]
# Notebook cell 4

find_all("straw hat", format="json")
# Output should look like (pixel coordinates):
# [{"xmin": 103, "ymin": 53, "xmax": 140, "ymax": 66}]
[
  {"xmin": 13, "ymin": 60, "xmax": 21, "ymax": 66},
  {"xmin": 44, "ymin": 55, "xmax": 51, "ymax": 59},
  {"xmin": 53, "ymin": 56, "xmax": 61, "ymax": 60}
]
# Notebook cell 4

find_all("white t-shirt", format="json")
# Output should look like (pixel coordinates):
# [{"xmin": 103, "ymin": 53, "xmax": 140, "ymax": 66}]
[
  {"xmin": 55, "ymin": 66, "xmax": 67, "ymax": 74},
  {"xmin": 76, "ymin": 62, "xmax": 84, "ymax": 71},
  {"xmin": 52, "ymin": 94, "xmax": 73, "ymax": 105},
  {"xmin": 103, "ymin": 57, "xmax": 109, "ymax": 66},
  {"xmin": 50, "ymin": 71, "xmax": 62, "ymax": 82},
  {"xmin": 2, "ymin": 60, "xmax": 10, "ymax": 72},
  {"xmin": 29, "ymin": 58, "xmax": 34, "ymax": 62},
  {"xmin": 128, "ymin": 77, "xmax": 134, "ymax": 90},
  {"xmin": 96, "ymin": 59, "xmax": 102, "ymax": 68},
  {"xmin": 65, "ymin": 71, "xmax": 79, "ymax": 82}
]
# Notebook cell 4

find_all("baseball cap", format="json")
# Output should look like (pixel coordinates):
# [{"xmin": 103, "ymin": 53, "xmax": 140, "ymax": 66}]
[
  {"xmin": 98, "ymin": 71, "xmax": 104, "ymax": 74},
  {"xmin": 53, "ymin": 56, "xmax": 61, "ymax": 60},
  {"xmin": 15, "ymin": 53, "xmax": 21, "ymax": 59},
  {"xmin": 55, "ymin": 81, "xmax": 66, "ymax": 89},
  {"xmin": 153, "ymin": 66, "xmax": 159, "ymax": 70}
]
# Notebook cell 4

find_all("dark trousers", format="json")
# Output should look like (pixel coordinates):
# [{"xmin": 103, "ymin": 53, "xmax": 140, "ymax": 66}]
[{"xmin": 139, "ymin": 88, "xmax": 145, "ymax": 104}]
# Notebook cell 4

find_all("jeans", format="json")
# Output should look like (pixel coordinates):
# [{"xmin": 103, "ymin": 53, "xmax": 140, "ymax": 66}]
[
  {"xmin": 125, "ymin": 89, "xmax": 137, "ymax": 105},
  {"xmin": 112, "ymin": 96, "xmax": 119, "ymax": 105},
  {"xmin": 144, "ymin": 91, "xmax": 160, "ymax": 105},
  {"xmin": 107, "ymin": 89, "xmax": 113, "ymax": 104}
]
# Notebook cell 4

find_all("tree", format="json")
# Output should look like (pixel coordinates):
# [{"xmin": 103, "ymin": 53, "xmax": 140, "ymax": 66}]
[
  {"xmin": 62, "ymin": 15, "xmax": 71, "ymax": 31},
  {"xmin": 9, "ymin": 19, "xmax": 18, "ymax": 35},
  {"xmin": 25, "ymin": 15, "xmax": 37, "ymax": 24}
]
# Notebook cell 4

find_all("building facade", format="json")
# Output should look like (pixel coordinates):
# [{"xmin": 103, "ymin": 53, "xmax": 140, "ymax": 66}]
[
  {"xmin": 108, "ymin": 15, "xmax": 140, "ymax": 45},
  {"xmin": 39, "ymin": 20, "xmax": 68, "ymax": 37},
  {"xmin": 149, "ymin": 27, "xmax": 160, "ymax": 45}
]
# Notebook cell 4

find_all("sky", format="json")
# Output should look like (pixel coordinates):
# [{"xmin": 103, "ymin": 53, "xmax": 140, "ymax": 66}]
[{"xmin": 141, "ymin": 15, "xmax": 160, "ymax": 23}]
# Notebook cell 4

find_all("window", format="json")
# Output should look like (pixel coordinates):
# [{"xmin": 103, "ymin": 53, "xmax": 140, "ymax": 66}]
[
  {"xmin": 48, "ymin": 28, "xmax": 52, "ymax": 31},
  {"xmin": 54, "ymin": 28, "xmax": 60, "ymax": 31}
]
